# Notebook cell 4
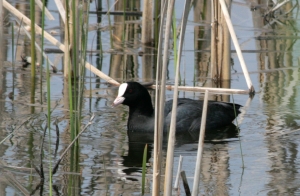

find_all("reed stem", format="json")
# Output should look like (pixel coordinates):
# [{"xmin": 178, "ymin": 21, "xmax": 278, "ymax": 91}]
[
  {"xmin": 0, "ymin": 0, "xmax": 3, "ymax": 62},
  {"xmin": 30, "ymin": 0, "xmax": 36, "ymax": 105},
  {"xmin": 191, "ymin": 90, "xmax": 209, "ymax": 195},
  {"xmin": 218, "ymin": 0, "xmax": 254, "ymax": 93},
  {"xmin": 11, "ymin": 23, "xmax": 14, "ymax": 100},
  {"xmin": 141, "ymin": 144, "xmax": 148, "ymax": 195},
  {"xmin": 153, "ymin": 1, "xmax": 168, "ymax": 194},
  {"xmin": 164, "ymin": 0, "xmax": 190, "ymax": 194}
]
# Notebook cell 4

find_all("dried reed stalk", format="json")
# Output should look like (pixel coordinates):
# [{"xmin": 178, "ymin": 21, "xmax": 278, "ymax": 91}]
[
  {"xmin": 218, "ymin": 0, "xmax": 254, "ymax": 93},
  {"xmin": 164, "ymin": 0, "xmax": 190, "ymax": 195}
]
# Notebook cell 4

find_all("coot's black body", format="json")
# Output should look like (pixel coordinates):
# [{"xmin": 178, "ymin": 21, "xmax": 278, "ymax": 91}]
[{"xmin": 113, "ymin": 82, "xmax": 241, "ymax": 133}]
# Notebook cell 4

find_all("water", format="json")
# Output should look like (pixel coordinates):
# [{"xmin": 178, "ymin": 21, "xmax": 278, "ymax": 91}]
[{"xmin": 1, "ymin": 0, "xmax": 300, "ymax": 195}]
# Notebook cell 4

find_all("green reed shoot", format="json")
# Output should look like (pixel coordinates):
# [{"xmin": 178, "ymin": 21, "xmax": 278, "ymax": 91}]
[
  {"xmin": 72, "ymin": 0, "xmax": 80, "ymax": 139},
  {"xmin": 46, "ymin": 60, "xmax": 52, "ymax": 193},
  {"xmin": 172, "ymin": 9, "xmax": 181, "ymax": 84},
  {"xmin": 30, "ymin": 0, "xmax": 36, "ymax": 105},
  {"xmin": 11, "ymin": 23, "xmax": 14, "ymax": 100},
  {"xmin": 142, "ymin": 144, "xmax": 148, "ymax": 195},
  {"xmin": 40, "ymin": 4, "xmax": 45, "ymax": 105},
  {"xmin": 154, "ymin": 0, "xmax": 160, "ymax": 49},
  {"xmin": 65, "ymin": 0, "xmax": 75, "ymax": 141},
  {"xmin": 172, "ymin": 11, "xmax": 178, "ymax": 67},
  {"xmin": 77, "ymin": 0, "xmax": 90, "ymax": 133},
  {"xmin": 122, "ymin": 0, "xmax": 126, "ymax": 43},
  {"xmin": 39, "ymin": 0, "xmax": 53, "ymax": 191}
]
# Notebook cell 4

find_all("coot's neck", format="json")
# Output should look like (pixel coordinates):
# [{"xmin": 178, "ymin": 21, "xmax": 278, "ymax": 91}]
[{"xmin": 128, "ymin": 96, "xmax": 154, "ymax": 117}]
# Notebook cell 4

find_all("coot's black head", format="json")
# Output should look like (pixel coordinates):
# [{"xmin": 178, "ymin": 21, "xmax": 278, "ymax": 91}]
[{"xmin": 113, "ymin": 82, "xmax": 152, "ymax": 108}]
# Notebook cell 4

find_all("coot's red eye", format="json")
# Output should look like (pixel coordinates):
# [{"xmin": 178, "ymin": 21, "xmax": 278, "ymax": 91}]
[{"xmin": 128, "ymin": 89, "xmax": 133, "ymax": 93}]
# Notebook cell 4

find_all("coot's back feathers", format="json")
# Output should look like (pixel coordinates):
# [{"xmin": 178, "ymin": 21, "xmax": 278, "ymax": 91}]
[{"xmin": 113, "ymin": 82, "xmax": 241, "ymax": 133}]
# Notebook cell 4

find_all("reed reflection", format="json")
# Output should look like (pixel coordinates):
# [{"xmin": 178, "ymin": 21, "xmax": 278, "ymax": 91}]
[{"xmin": 254, "ymin": 1, "xmax": 300, "ymax": 195}]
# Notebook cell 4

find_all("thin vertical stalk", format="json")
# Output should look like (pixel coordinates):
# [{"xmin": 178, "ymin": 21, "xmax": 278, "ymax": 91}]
[
  {"xmin": 106, "ymin": 0, "xmax": 113, "ymax": 48},
  {"xmin": 171, "ymin": 9, "xmax": 181, "ymax": 84},
  {"xmin": 72, "ymin": 0, "xmax": 78, "ymax": 76},
  {"xmin": 122, "ymin": 0, "xmax": 126, "ymax": 43},
  {"xmin": 154, "ymin": 0, "xmax": 175, "ymax": 195},
  {"xmin": 172, "ymin": 10, "xmax": 177, "ymax": 66},
  {"xmin": 63, "ymin": 1, "xmax": 76, "ymax": 161},
  {"xmin": 72, "ymin": 0, "xmax": 79, "ymax": 139},
  {"xmin": 11, "ymin": 23, "xmax": 14, "ymax": 64},
  {"xmin": 192, "ymin": 90, "xmax": 209, "ymax": 196},
  {"xmin": 63, "ymin": 0, "xmax": 70, "ymax": 78},
  {"xmin": 153, "ymin": 1, "xmax": 168, "ymax": 195},
  {"xmin": 164, "ymin": 0, "xmax": 190, "ymax": 194},
  {"xmin": 220, "ymin": 0, "xmax": 231, "ymax": 83},
  {"xmin": 154, "ymin": 0, "xmax": 160, "ymax": 49},
  {"xmin": 210, "ymin": 0, "xmax": 216, "ymax": 79},
  {"xmin": 0, "ymin": 0, "xmax": 3, "ymax": 62},
  {"xmin": 11, "ymin": 23, "xmax": 14, "ymax": 100},
  {"xmin": 41, "ymin": 0, "xmax": 52, "ymax": 191},
  {"xmin": 46, "ymin": 60, "xmax": 52, "ymax": 194},
  {"xmin": 96, "ymin": 0, "xmax": 103, "ymax": 60},
  {"xmin": 40, "ymin": 0, "xmax": 46, "ymax": 104},
  {"xmin": 141, "ymin": 0, "xmax": 153, "ymax": 44},
  {"xmin": 30, "ymin": 0, "xmax": 36, "ymax": 104},
  {"xmin": 78, "ymin": 2, "xmax": 85, "ymax": 115},
  {"xmin": 77, "ymin": 0, "xmax": 90, "ymax": 139},
  {"xmin": 141, "ymin": 144, "xmax": 148, "ymax": 195},
  {"xmin": 65, "ymin": 0, "xmax": 75, "ymax": 143}
]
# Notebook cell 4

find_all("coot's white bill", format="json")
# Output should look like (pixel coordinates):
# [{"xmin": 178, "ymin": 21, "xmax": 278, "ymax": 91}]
[{"xmin": 112, "ymin": 96, "xmax": 125, "ymax": 107}]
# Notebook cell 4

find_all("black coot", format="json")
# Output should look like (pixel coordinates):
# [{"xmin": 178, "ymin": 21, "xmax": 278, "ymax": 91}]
[{"xmin": 113, "ymin": 82, "xmax": 242, "ymax": 133}]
